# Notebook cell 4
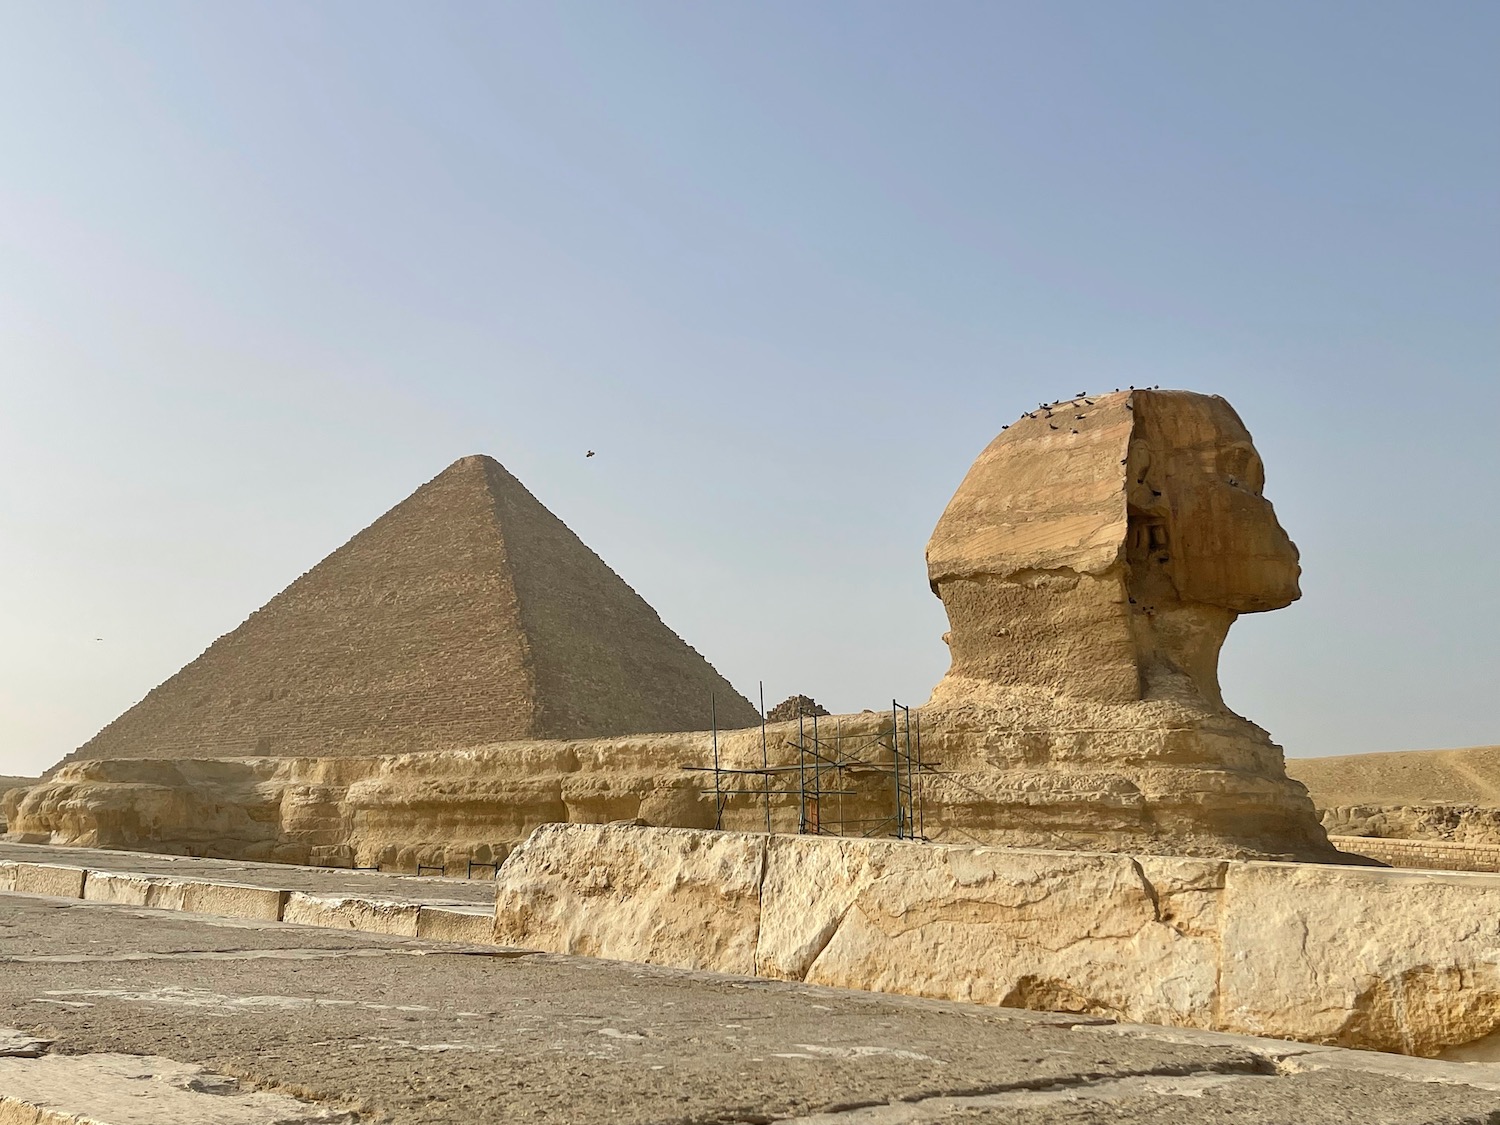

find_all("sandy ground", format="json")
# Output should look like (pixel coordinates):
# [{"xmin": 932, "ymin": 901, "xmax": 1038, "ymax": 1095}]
[{"xmin": 1289, "ymin": 746, "xmax": 1500, "ymax": 808}]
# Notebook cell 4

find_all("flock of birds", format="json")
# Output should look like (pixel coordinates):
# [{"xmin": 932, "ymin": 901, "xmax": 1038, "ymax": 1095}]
[
  {"xmin": 582, "ymin": 387, "xmax": 1169, "ymax": 455},
  {"xmin": 1000, "ymin": 385, "xmax": 1164, "ymax": 434}
]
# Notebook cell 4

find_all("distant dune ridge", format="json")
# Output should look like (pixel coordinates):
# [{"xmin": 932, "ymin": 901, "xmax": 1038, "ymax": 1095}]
[{"xmin": 1288, "ymin": 745, "xmax": 1500, "ymax": 810}]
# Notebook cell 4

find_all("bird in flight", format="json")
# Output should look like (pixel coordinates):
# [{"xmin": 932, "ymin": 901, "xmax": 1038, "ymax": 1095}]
[{"xmin": 585, "ymin": 450, "xmax": 596, "ymax": 458}]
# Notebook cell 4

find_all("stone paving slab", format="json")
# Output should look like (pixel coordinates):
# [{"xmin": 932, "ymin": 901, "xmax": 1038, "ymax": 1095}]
[{"xmin": 2, "ymin": 894, "xmax": 1500, "ymax": 1124}]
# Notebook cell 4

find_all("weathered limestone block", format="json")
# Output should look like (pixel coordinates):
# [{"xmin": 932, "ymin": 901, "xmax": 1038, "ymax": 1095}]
[
  {"xmin": 491, "ymin": 824, "xmax": 1500, "ymax": 1056},
  {"xmin": 416, "ymin": 906, "xmax": 498, "ymax": 945},
  {"xmin": 83, "ymin": 870, "xmax": 189, "ymax": 909},
  {"xmin": 282, "ymin": 893, "xmax": 420, "ymax": 937},
  {"xmin": 493, "ymin": 822, "xmax": 764, "ymax": 974},
  {"xmin": 758, "ymin": 834, "xmax": 1222, "ymax": 1025},
  {"xmin": 65, "ymin": 870, "xmax": 288, "ymax": 919},
  {"xmin": 12, "ymin": 863, "xmax": 85, "ymax": 899},
  {"xmin": 178, "ymin": 881, "xmax": 288, "ymax": 921},
  {"xmin": 1217, "ymin": 863, "xmax": 1500, "ymax": 1056}
]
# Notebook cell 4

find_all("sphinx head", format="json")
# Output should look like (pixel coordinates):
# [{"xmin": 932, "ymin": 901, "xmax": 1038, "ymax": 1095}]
[{"xmin": 926, "ymin": 390, "xmax": 1299, "ymax": 706}]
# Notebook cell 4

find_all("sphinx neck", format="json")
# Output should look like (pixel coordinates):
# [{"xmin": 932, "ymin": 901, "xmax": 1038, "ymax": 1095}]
[{"xmin": 933, "ymin": 564, "xmax": 1238, "ymax": 712}]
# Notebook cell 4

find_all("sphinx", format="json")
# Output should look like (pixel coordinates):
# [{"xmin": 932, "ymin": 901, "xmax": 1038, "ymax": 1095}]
[{"xmin": 917, "ymin": 388, "xmax": 1336, "ymax": 858}]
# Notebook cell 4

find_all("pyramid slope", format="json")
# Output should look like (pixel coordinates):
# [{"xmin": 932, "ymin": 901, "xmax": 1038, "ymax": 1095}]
[
  {"xmin": 60, "ymin": 456, "xmax": 758, "ymax": 765},
  {"xmin": 482, "ymin": 459, "xmax": 762, "ymax": 737}
]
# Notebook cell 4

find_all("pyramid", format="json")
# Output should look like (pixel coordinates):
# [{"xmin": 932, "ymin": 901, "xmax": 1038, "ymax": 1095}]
[{"xmin": 60, "ymin": 455, "xmax": 761, "ymax": 764}]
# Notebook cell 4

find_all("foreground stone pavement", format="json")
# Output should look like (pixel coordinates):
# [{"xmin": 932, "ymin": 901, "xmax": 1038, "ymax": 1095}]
[{"xmin": 3, "ymin": 890, "xmax": 1500, "ymax": 1123}]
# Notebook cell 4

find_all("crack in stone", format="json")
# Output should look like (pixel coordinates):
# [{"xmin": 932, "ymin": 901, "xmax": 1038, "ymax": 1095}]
[
  {"xmin": 1128, "ymin": 857, "xmax": 1161, "ymax": 923},
  {"xmin": 760, "ymin": 1059, "xmax": 1271, "ymax": 1123}
]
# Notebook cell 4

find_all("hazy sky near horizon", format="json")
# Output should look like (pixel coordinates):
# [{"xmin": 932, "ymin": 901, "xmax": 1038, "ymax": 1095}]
[{"xmin": 2, "ymin": 2, "xmax": 1496, "ymax": 777}]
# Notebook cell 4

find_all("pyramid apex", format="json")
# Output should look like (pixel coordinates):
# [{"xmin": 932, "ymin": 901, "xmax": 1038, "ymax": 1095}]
[{"xmin": 448, "ymin": 453, "xmax": 503, "ymax": 472}]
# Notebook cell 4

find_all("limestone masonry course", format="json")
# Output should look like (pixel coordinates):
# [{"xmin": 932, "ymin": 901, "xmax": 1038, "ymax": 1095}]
[{"xmin": 56, "ymin": 453, "xmax": 760, "ymax": 767}]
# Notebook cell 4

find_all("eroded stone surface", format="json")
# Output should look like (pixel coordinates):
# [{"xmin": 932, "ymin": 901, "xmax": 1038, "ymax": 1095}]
[
  {"xmin": 760, "ymin": 835, "xmax": 1221, "ymax": 1026},
  {"xmin": 494, "ymin": 822, "xmax": 763, "ymax": 973},
  {"xmin": 493, "ymin": 824, "xmax": 1500, "ymax": 1057},
  {"xmin": 414, "ymin": 905, "xmax": 496, "ymax": 945},
  {"xmin": 1218, "ymin": 863, "xmax": 1500, "ymax": 1056},
  {"xmin": 10, "ymin": 864, "xmax": 85, "ymax": 900},
  {"xmin": 8, "ymin": 699, "xmax": 1344, "ymax": 866}
]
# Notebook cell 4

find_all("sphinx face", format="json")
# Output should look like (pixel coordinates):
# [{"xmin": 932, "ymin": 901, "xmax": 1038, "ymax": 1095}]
[{"xmin": 1129, "ymin": 393, "xmax": 1301, "ymax": 614}]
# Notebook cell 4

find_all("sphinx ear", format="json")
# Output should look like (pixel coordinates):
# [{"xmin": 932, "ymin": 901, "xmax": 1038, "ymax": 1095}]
[
  {"xmin": 1127, "ymin": 438, "xmax": 1153, "ymax": 479},
  {"xmin": 1217, "ymin": 441, "xmax": 1264, "ymax": 494}
]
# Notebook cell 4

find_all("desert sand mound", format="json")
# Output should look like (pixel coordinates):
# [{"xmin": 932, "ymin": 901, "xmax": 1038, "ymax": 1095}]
[
  {"xmin": 0, "ymin": 775, "xmax": 36, "ymax": 794},
  {"xmin": 1288, "ymin": 746, "xmax": 1500, "ymax": 809}
]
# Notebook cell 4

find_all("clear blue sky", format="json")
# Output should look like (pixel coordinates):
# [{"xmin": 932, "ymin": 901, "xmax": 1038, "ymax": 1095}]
[{"xmin": 2, "ymin": 2, "xmax": 1496, "ymax": 776}]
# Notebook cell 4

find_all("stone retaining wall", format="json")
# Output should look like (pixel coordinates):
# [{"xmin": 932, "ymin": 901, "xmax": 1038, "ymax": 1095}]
[
  {"xmin": 493, "ymin": 823, "xmax": 1500, "ymax": 1058},
  {"xmin": 1330, "ymin": 834, "xmax": 1500, "ymax": 873}
]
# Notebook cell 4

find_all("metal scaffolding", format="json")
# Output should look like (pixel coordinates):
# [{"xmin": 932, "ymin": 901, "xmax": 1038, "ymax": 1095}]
[{"xmin": 687, "ymin": 692, "xmax": 928, "ymax": 842}]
